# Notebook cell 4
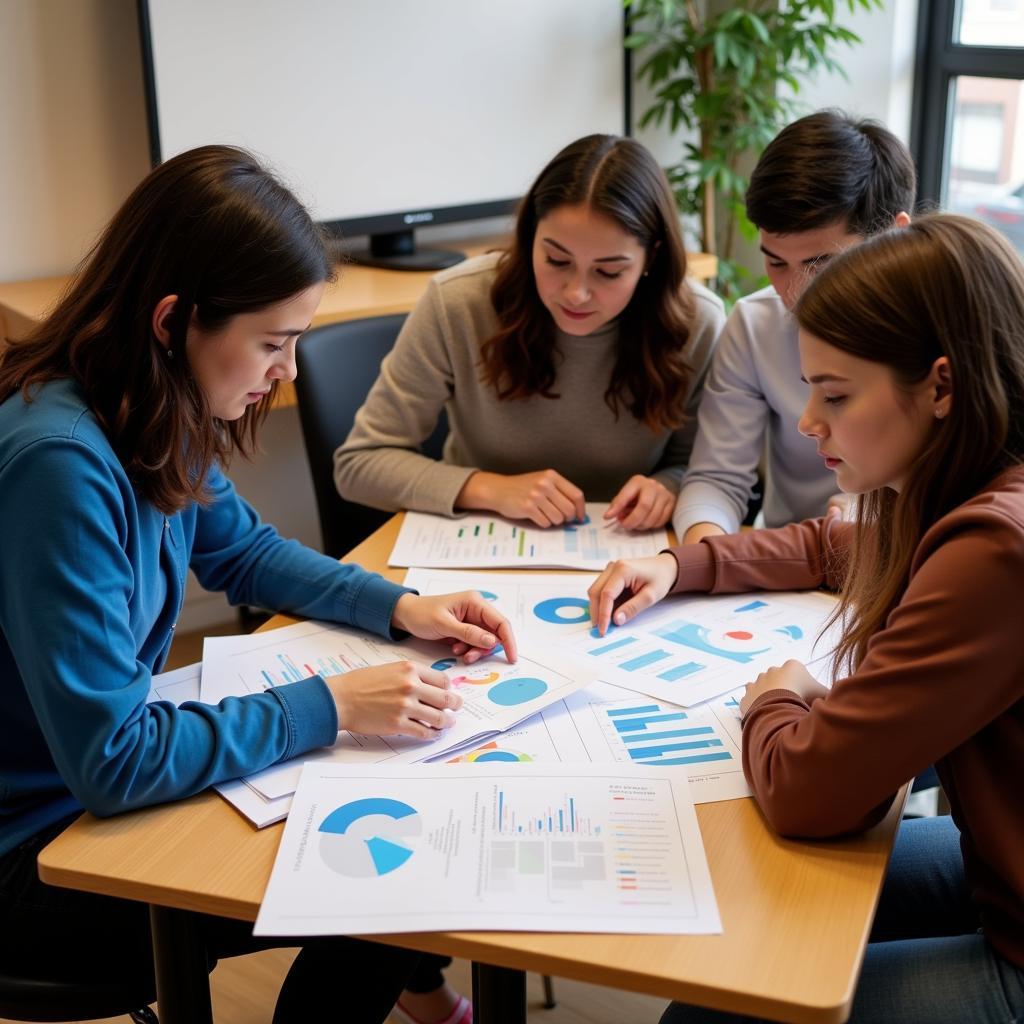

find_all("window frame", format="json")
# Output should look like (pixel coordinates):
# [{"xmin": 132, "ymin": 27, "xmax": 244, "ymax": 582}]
[{"xmin": 910, "ymin": 0, "xmax": 1024, "ymax": 205}]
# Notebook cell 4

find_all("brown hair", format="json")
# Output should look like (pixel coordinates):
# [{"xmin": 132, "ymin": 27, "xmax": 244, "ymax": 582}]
[
  {"xmin": 795, "ymin": 214, "xmax": 1024, "ymax": 672},
  {"xmin": 480, "ymin": 134, "xmax": 696, "ymax": 433},
  {"xmin": 746, "ymin": 110, "xmax": 917, "ymax": 236},
  {"xmin": 0, "ymin": 145, "xmax": 334, "ymax": 514}
]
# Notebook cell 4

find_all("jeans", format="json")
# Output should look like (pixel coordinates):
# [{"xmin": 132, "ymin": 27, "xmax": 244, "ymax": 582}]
[
  {"xmin": 659, "ymin": 816, "xmax": 1024, "ymax": 1024},
  {"xmin": 0, "ymin": 814, "xmax": 423, "ymax": 1023}
]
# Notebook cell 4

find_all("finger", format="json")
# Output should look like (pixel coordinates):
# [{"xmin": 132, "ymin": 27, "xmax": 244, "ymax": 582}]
[
  {"xmin": 637, "ymin": 491, "xmax": 674, "ymax": 532},
  {"xmin": 460, "ymin": 602, "xmax": 518, "ymax": 663},
  {"xmin": 415, "ymin": 675, "xmax": 463, "ymax": 712},
  {"xmin": 610, "ymin": 583, "xmax": 659, "ymax": 627},
  {"xmin": 525, "ymin": 501, "xmax": 554, "ymax": 528},
  {"xmin": 416, "ymin": 664, "xmax": 454, "ymax": 690},
  {"xmin": 589, "ymin": 570, "xmax": 628, "ymax": 636},
  {"xmin": 536, "ymin": 496, "xmax": 568, "ymax": 527},
  {"xmin": 620, "ymin": 486, "xmax": 657, "ymax": 531},
  {"xmin": 553, "ymin": 476, "xmax": 586, "ymax": 522},
  {"xmin": 540, "ymin": 488, "xmax": 576, "ymax": 525},
  {"xmin": 450, "ymin": 641, "xmax": 470, "ymax": 655},
  {"xmin": 606, "ymin": 477, "xmax": 641, "ymax": 520}
]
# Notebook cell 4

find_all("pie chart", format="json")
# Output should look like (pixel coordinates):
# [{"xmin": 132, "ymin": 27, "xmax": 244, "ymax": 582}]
[
  {"xmin": 488, "ymin": 676, "xmax": 548, "ymax": 706},
  {"xmin": 532, "ymin": 597, "xmax": 590, "ymax": 624},
  {"xmin": 318, "ymin": 797, "xmax": 421, "ymax": 878}
]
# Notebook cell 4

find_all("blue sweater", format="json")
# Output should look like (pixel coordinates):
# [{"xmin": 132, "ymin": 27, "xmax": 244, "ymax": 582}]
[{"xmin": 0, "ymin": 380, "xmax": 410, "ymax": 856}]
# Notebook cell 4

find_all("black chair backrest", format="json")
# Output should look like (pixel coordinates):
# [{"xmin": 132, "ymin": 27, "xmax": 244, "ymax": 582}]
[{"xmin": 293, "ymin": 314, "xmax": 448, "ymax": 559}]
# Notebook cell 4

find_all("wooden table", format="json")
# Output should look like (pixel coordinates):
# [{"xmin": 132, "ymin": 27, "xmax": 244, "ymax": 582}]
[
  {"xmin": 38, "ymin": 514, "xmax": 901, "ymax": 1024},
  {"xmin": 0, "ymin": 244, "xmax": 718, "ymax": 411}
]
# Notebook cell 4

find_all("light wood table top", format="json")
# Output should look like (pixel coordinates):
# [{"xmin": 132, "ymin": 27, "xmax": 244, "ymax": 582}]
[
  {"xmin": 38, "ymin": 513, "xmax": 898, "ymax": 1024},
  {"xmin": 0, "ymin": 244, "xmax": 719, "ymax": 412}
]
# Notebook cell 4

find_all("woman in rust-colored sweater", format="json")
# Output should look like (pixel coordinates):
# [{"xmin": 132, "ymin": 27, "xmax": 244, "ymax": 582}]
[{"xmin": 588, "ymin": 214, "xmax": 1024, "ymax": 1022}]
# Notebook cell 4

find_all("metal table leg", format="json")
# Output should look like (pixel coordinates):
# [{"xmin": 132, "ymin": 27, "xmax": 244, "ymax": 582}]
[
  {"xmin": 472, "ymin": 960, "xmax": 527, "ymax": 1024},
  {"xmin": 149, "ymin": 904, "xmax": 213, "ymax": 1024}
]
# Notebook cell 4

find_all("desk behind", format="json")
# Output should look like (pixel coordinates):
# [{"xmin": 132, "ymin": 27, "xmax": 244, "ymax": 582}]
[{"xmin": 39, "ymin": 513, "xmax": 901, "ymax": 1024}]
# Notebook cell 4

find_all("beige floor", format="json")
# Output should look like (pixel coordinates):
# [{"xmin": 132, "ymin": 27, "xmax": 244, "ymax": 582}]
[{"xmin": 3, "ymin": 624, "xmax": 668, "ymax": 1024}]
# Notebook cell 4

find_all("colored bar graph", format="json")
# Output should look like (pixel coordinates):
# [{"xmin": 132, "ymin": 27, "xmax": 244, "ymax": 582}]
[
  {"xmin": 646, "ymin": 751, "xmax": 733, "ymax": 766},
  {"xmin": 626, "ymin": 738, "xmax": 724, "ymax": 760},
  {"xmin": 607, "ymin": 705, "xmax": 659, "ymax": 717},
  {"xmin": 620, "ymin": 649, "xmax": 671, "ymax": 671},
  {"xmin": 589, "ymin": 635, "xmax": 638, "ymax": 656},
  {"xmin": 657, "ymin": 661, "xmax": 704, "ymax": 681},
  {"xmin": 612, "ymin": 711, "xmax": 687, "ymax": 733},
  {"xmin": 518, "ymin": 531, "xmax": 525, "ymax": 557},
  {"xmin": 735, "ymin": 600, "xmax": 768, "ymax": 612},
  {"xmin": 621, "ymin": 726, "xmax": 714, "ymax": 743}
]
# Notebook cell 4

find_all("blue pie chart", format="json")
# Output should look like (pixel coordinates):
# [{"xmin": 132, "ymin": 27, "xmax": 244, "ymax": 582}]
[
  {"xmin": 318, "ymin": 797, "xmax": 421, "ymax": 878},
  {"xmin": 488, "ymin": 676, "xmax": 548, "ymax": 706},
  {"xmin": 533, "ymin": 597, "xmax": 590, "ymax": 624},
  {"xmin": 431, "ymin": 657, "xmax": 458, "ymax": 671}
]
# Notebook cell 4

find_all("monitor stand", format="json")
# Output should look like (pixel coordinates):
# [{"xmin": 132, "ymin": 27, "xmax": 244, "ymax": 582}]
[{"xmin": 345, "ymin": 228, "xmax": 465, "ymax": 271}]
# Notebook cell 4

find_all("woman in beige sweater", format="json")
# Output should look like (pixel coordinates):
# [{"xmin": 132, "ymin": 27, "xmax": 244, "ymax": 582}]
[
  {"xmin": 589, "ymin": 215, "xmax": 1024, "ymax": 1022},
  {"xmin": 335, "ymin": 134, "xmax": 724, "ymax": 532}
]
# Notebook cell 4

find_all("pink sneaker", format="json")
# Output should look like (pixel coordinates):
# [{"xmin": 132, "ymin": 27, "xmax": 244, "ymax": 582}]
[{"xmin": 392, "ymin": 993, "xmax": 472, "ymax": 1024}]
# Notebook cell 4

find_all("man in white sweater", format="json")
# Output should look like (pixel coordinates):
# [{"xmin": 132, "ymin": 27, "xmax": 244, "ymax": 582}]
[{"xmin": 673, "ymin": 110, "xmax": 916, "ymax": 543}]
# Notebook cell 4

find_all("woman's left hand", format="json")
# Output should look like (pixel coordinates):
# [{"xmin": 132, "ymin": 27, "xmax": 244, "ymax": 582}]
[
  {"xmin": 392, "ymin": 591, "xmax": 518, "ymax": 664},
  {"xmin": 604, "ymin": 475, "xmax": 675, "ymax": 531},
  {"xmin": 739, "ymin": 660, "xmax": 828, "ymax": 715}
]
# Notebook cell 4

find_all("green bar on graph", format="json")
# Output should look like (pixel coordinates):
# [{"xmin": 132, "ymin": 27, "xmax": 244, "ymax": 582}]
[
  {"xmin": 488, "ymin": 522, "xmax": 494, "ymax": 535},
  {"xmin": 474, "ymin": 525, "xmax": 480, "ymax": 536},
  {"xmin": 518, "ymin": 530, "xmax": 526, "ymax": 556},
  {"xmin": 458, "ymin": 528, "xmax": 464, "ymax": 538}
]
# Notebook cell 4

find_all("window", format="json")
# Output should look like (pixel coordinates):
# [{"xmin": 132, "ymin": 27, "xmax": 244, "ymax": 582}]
[{"xmin": 911, "ymin": 0, "xmax": 1024, "ymax": 255}]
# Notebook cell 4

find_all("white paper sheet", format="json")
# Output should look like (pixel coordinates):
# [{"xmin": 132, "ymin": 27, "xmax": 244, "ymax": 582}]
[
  {"xmin": 443, "ymin": 680, "xmax": 752, "ymax": 805},
  {"xmin": 199, "ymin": 620, "xmax": 596, "ymax": 797},
  {"xmin": 254, "ymin": 762, "xmax": 721, "ymax": 937},
  {"xmin": 389, "ymin": 503, "xmax": 669, "ymax": 570},
  {"xmin": 561, "ymin": 590, "xmax": 840, "ymax": 707}
]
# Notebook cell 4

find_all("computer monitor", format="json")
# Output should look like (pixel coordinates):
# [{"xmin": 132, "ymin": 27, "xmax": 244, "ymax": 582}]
[{"xmin": 137, "ymin": 0, "xmax": 628, "ymax": 270}]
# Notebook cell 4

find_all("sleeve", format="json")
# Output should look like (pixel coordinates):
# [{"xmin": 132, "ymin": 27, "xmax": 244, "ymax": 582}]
[
  {"xmin": 332, "ymin": 278, "xmax": 479, "ymax": 516},
  {"xmin": 666, "ymin": 516, "xmax": 853, "ymax": 595},
  {"xmin": 651, "ymin": 286, "xmax": 727, "ymax": 494},
  {"xmin": 189, "ymin": 463, "xmax": 412, "ymax": 639},
  {"xmin": 741, "ymin": 516, "xmax": 1024, "ymax": 838},
  {"xmin": 0, "ymin": 439, "xmax": 339, "ymax": 818},
  {"xmin": 672, "ymin": 305, "xmax": 770, "ymax": 538}
]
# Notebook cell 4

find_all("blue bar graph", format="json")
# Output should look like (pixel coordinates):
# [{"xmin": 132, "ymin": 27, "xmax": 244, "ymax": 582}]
[
  {"xmin": 613, "ymin": 711, "xmax": 687, "ymax": 733},
  {"xmin": 657, "ymin": 661, "xmax": 704, "ymax": 681},
  {"xmin": 646, "ymin": 751, "xmax": 733, "ymax": 766},
  {"xmin": 626, "ymin": 738, "xmax": 724, "ymax": 760},
  {"xmin": 620, "ymin": 649, "xmax": 671, "ymax": 671},
  {"xmin": 607, "ymin": 705, "xmax": 659, "ymax": 717},
  {"xmin": 589, "ymin": 635, "xmax": 638, "ymax": 656},
  {"xmin": 621, "ymin": 726, "xmax": 714, "ymax": 743},
  {"xmin": 735, "ymin": 600, "xmax": 768, "ymax": 612}
]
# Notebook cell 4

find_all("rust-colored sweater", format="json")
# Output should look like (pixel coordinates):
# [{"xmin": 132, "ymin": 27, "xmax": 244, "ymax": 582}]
[{"xmin": 666, "ymin": 466, "xmax": 1024, "ymax": 969}]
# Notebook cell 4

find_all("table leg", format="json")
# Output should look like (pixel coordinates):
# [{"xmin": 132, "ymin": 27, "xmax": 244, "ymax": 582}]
[
  {"xmin": 149, "ymin": 904, "xmax": 213, "ymax": 1024},
  {"xmin": 472, "ymin": 960, "xmax": 526, "ymax": 1024}
]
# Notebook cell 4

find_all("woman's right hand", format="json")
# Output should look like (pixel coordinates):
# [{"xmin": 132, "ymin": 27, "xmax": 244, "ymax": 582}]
[
  {"xmin": 323, "ymin": 662, "xmax": 462, "ymax": 739},
  {"xmin": 587, "ymin": 553, "xmax": 679, "ymax": 636},
  {"xmin": 456, "ymin": 469, "xmax": 586, "ymax": 527}
]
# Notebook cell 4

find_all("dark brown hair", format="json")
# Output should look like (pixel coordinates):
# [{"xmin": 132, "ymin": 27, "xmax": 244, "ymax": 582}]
[
  {"xmin": 481, "ymin": 134, "xmax": 696, "ymax": 433},
  {"xmin": 0, "ymin": 145, "xmax": 334, "ymax": 514},
  {"xmin": 746, "ymin": 110, "xmax": 917, "ymax": 236},
  {"xmin": 796, "ymin": 214, "xmax": 1024, "ymax": 672}
]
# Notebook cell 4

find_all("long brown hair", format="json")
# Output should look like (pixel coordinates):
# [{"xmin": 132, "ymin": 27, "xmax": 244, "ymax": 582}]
[
  {"xmin": 0, "ymin": 145, "xmax": 334, "ymax": 514},
  {"xmin": 795, "ymin": 214, "xmax": 1024, "ymax": 672},
  {"xmin": 481, "ymin": 134, "xmax": 696, "ymax": 432}
]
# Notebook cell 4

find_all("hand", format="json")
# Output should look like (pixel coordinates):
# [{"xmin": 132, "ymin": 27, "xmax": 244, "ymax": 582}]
[
  {"xmin": 826, "ymin": 492, "xmax": 855, "ymax": 519},
  {"xmin": 392, "ymin": 591, "xmax": 518, "ymax": 664},
  {"xmin": 682, "ymin": 522, "xmax": 725, "ymax": 544},
  {"xmin": 324, "ymin": 662, "xmax": 463, "ymax": 739},
  {"xmin": 604, "ymin": 475, "xmax": 675, "ymax": 531},
  {"xmin": 587, "ymin": 553, "xmax": 678, "ymax": 636},
  {"xmin": 456, "ymin": 469, "xmax": 585, "ymax": 527},
  {"xmin": 739, "ymin": 660, "xmax": 828, "ymax": 715}
]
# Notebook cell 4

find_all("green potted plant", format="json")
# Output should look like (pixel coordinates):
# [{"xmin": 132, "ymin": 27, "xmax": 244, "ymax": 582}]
[{"xmin": 626, "ymin": 0, "xmax": 882, "ymax": 300}]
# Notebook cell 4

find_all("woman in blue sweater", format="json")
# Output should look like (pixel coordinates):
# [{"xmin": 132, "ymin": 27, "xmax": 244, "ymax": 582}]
[{"xmin": 0, "ymin": 145, "xmax": 514, "ymax": 1023}]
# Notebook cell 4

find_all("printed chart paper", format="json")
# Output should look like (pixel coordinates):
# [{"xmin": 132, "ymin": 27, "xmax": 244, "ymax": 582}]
[
  {"xmin": 254, "ymin": 762, "xmax": 720, "ymax": 937},
  {"xmin": 403, "ymin": 568, "xmax": 599, "ymax": 644},
  {"xmin": 147, "ymin": 664, "xmax": 291, "ymax": 828},
  {"xmin": 446, "ymin": 680, "xmax": 751, "ymax": 805},
  {"xmin": 564, "ymin": 590, "xmax": 840, "ymax": 706},
  {"xmin": 389, "ymin": 503, "xmax": 669, "ymax": 570},
  {"xmin": 199, "ymin": 620, "xmax": 594, "ymax": 798}
]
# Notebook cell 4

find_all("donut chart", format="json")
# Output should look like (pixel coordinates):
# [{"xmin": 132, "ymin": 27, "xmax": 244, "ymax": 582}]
[
  {"xmin": 532, "ymin": 597, "xmax": 590, "ymax": 625},
  {"xmin": 318, "ymin": 797, "xmax": 420, "ymax": 878}
]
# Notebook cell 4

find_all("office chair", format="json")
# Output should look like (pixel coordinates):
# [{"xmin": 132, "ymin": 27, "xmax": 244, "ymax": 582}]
[
  {"xmin": 0, "ymin": 966, "xmax": 157, "ymax": 1022},
  {"xmin": 294, "ymin": 314, "xmax": 448, "ymax": 559}
]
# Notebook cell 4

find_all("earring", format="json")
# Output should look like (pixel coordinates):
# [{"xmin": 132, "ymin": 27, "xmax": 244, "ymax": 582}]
[
  {"xmin": 642, "ymin": 270, "xmax": 649, "ymax": 278},
  {"xmin": 935, "ymin": 409, "xmax": 945, "ymax": 419},
  {"xmin": 166, "ymin": 348, "xmax": 174, "ymax": 361}
]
